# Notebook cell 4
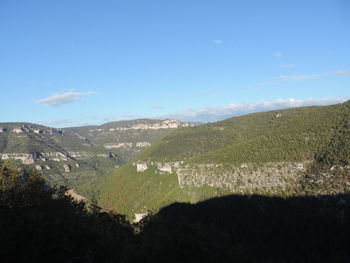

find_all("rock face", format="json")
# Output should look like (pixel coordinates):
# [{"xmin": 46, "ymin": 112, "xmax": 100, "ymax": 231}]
[
  {"xmin": 65, "ymin": 189, "xmax": 85, "ymax": 201},
  {"xmin": 133, "ymin": 161, "xmax": 309, "ymax": 194},
  {"xmin": 104, "ymin": 143, "xmax": 133, "ymax": 149},
  {"xmin": 1, "ymin": 153, "xmax": 36, "ymax": 164},
  {"xmin": 136, "ymin": 142, "xmax": 151, "ymax": 147},
  {"xmin": 39, "ymin": 151, "xmax": 92, "ymax": 161},
  {"xmin": 134, "ymin": 161, "xmax": 179, "ymax": 174},
  {"xmin": 90, "ymin": 119, "xmax": 193, "ymax": 132},
  {"xmin": 175, "ymin": 162, "xmax": 307, "ymax": 194},
  {"xmin": 35, "ymin": 165, "xmax": 43, "ymax": 171},
  {"xmin": 330, "ymin": 165, "xmax": 344, "ymax": 171},
  {"xmin": 294, "ymin": 163, "xmax": 304, "ymax": 170},
  {"xmin": 157, "ymin": 163, "xmax": 172, "ymax": 174},
  {"xmin": 12, "ymin": 128, "xmax": 23, "ymax": 133},
  {"xmin": 134, "ymin": 213, "xmax": 148, "ymax": 223},
  {"xmin": 240, "ymin": 163, "xmax": 248, "ymax": 169},
  {"xmin": 63, "ymin": 164, "xmax": 71, "ymax": 172},
  {"xmin": 0, "ymin": 151, "xmax": 104, "ymax": 165},
  {"xmin": 136, "ymin": 162, "xmax": 148, "ymax": 172},
  {"xmin": 42, "ymin": 152, "xmax": 68, "ymax": 162},
  {"xmin": 275, "ymin": 113, "xmax": 282, "ymax": 118},
  {"xmin": 103, "ymin": 142, "xmax": 152, "ymax": 149}
]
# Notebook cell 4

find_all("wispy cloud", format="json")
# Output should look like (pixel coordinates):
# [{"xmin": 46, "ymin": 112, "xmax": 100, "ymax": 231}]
[
  {"xmin": 151, "ymin": 105, "xmax": 164, "ymax": 110},
  {"xmin": 159, "ymin": 97, "xmax": 350, "ymax": 122},
  {"xmin": 214, "ymin": 40, "xmax": 223, "ymax": 45},
  {"xmin": 36, "ymin": 91, "xmax": 98, "ymax": 106},
  {"xmin": 333, "ymin": 70, "xmax": 350, "ymax": 76},
  {"xmin": 280, "ymin": 64, "xmax": 296, "ymax": 69},
  {"xmin": 277, "ymin": 73, "xmax": 327, "ymax": 81},
  {"xmin": 273, "ymin": 52, "xmax": 283, "ymax": 57},
  {"xmin": 277, "ymin": 69, "xmax": 349, "ymax": 81}
]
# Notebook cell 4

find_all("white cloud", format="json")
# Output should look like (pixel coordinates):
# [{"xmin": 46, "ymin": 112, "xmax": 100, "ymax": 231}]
[
  {"xmin": 36, "ymin": 91, "xmax": 98, "ymax": 106},
  {"xmin": 214, "ymin": 40, "xmax": 223, "ymax": 45},
  {"xmin": 280, "ymin": 64, "xmax": 296, "ymax": 69},
  {"xmin": 273, "ymin": 52, "xmax": 283, "ymax": 57},
  {"xmin": 159, "ymin": 97, "xmax": 350, "ymax": 122},
  {"xmin": 277, "ymin": 69, "xmax": 349, "ymax": 81}
]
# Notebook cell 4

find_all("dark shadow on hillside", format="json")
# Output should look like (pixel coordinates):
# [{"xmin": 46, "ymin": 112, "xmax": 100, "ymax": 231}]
[
  {"xmin": 2, "ymin": 159, "xmax": 350, "ymax": 263},
  {"xmin": 130, "ymin": 193, "xmax": 350, "ymax": 263}
]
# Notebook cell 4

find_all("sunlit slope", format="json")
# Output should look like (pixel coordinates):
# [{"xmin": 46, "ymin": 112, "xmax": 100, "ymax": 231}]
[
  {"xmin": 77, "ymin": 163, "xmax": 231, "ymax": 217},
  {"xmin": 140, "ymin": 103, "xmax": 346, "ymax": 164}
]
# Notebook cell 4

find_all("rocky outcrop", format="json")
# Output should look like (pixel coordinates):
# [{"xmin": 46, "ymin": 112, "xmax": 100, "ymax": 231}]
[
  {"xmin": 65, "ymin": 189, "xmax": 85, "ymax": 201},
  {"xmin": 104, "ymin": 142, "xmax": 152, "ymax": 149},
  {"xmin": 176, "ymin": 162, "xmax": 308, "ymax": 194},
  {"xmin": 1, "ymin": 153, "xmax": 36, "ymax": 164},
  {"xmin": 90, "ymin": 120, "xmax": 194, "ymax": 133},
  {"xmin": 157, "ymin": 163, "xmax": 172, "ymax": 174},
  {"xmin": 35, "ymin": 165, "xmax": 43, "ymax": 171},
  {"xmin": 275, "ymin": 113, "xmax": 282, "ymax": 118},
  {"xmin": 4, "ymin": 125, "xmax": 63, "ymax": 136},
  {"xmin": 104, "ymin": 143, "xmax": 133, "ymax": 149},
  {"xmin": 136, "ymin": 162, "xmax": 148, "ymax": 172},
  {"xmin": 133, "ymin": 161, "xmax": 179, "ymax": 174},
  {"xmin": 115, "ymin": 119, "xmax": 191, "ymax": 130},
  {"xmin": 136, "ymin": 142, "xmax": 151, "ymax": 147},
  {"xmin": 67, "ymin": 151, "xmax": 90, "ymax": 159},
  {"xmin": 330, "ymin": 165, "xmax": 344, "ymax": 171},
  {"xmin": 39, "ymin": 151, "xmax": 91, "ymax": 161},
  {"xmin": 41, "ymin": 152, "xmax": 68, "ymax": 161},
  {"xmin": 133, "ymin": 160, "xmax": 308, "ymax": 194},
  {"xmin": 12, "ymin": 128, "xmax": 23, "ymax": 133},
  {"xmin": 134, "ymin": 213, "xmax": 148, "ymax": 223},
  {"xmin": 63, "ymin": 164, "xmax": 71, "ymax": 172},
  {"xmin": 96, "ymin": 152, "xmax": 116, "ymax": 158}
]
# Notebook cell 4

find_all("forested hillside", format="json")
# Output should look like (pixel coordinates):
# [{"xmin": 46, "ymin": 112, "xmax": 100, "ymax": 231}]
[{"xmin": 78, "ymin": 101, "xmax": 350, "ymax": 217}]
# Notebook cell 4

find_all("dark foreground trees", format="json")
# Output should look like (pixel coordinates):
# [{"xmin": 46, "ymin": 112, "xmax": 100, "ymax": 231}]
[
  {"xmin": 0, "ymin": 160, "xmax": 133, "ymax": 263},
  {"xmin": 1, "ymin": 160, "xmax": 350, "ymax": 263}
]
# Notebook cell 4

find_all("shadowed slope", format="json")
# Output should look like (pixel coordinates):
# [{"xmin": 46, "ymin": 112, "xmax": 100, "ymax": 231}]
[{"xmin": 131, "ymin": 193, "xmax": 350, "ymax": 262}]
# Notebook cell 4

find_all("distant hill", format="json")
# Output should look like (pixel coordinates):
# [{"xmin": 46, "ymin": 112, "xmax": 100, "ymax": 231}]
[
  {"xmin": 77, "ymin": 101, "xmax": 350, "ymax": 218},
  {"xmin": 0, "ymin": 119, "xmax": 195, "ymax": 187}
]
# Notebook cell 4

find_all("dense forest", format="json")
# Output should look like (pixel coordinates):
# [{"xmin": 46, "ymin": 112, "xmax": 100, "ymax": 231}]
[{"xmin": 77, "ymin": 101, "xmax": 350, "ymax": 217}]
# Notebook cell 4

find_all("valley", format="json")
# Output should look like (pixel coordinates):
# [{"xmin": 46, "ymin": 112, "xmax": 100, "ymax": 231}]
[
  {"xmin": 0, "ymin": 119, "xmax": 195, "ymax": 187},
  {"xmin": 2, "ymin": 101, "xmax": 350, "ymax": 262},
  {"xmin": 77, "ymin": 101, "xmax": 350, "ymax": 218},
  {"xmin": 2, "ymin": 1, "xmax": 349, "ymax": 261},
  {"xmin": 2, "ymin": 101, "xmax": 350, "ymax": 220}
]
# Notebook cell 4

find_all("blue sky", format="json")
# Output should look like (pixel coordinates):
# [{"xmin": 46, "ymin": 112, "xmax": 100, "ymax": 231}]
[{"xmin": 1, "ymin": 0, "xmax": 349, "ymax": 127}]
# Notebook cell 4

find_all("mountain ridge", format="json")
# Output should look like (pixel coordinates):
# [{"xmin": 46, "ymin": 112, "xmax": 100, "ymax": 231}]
[{"xmin": 0, "ymin": 119, "xmax": 196, "ymax": 187}]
